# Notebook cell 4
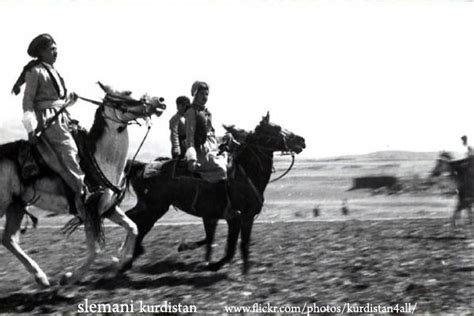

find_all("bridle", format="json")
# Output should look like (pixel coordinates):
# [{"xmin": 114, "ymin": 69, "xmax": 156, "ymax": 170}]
[
  {"xmin": 79, "ymin": 95, "xmax": 161, "ymax": 132},
  {"xmin": 233, "ymin": 130, "xmax": 297, "ymax": 183},
  {"xmin": 78, "ymin": 94, "xmax": 162, "ymax": 196}
]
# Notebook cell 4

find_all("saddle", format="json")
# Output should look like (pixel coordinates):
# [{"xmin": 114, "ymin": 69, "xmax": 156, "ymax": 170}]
[
  {"xmin": 16, "ymin": 121, "xmax": 111, "ymax": 215},
  {"xmin": 142, "ymin": 158, "xmax": 202, "ymax": 180},
  {"xmin": 17, "ymin": 122, "xmax": 100, "ymax": 189}
]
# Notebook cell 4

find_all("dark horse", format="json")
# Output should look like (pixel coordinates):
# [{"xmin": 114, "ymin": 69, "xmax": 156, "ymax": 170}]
[
  {"xmin": 124, "ymin": 112, "xmax": 305, "ymax": 273},
  {"xmin": 431, "ymin": 152, "xmax": 474, "ymax": 226}
]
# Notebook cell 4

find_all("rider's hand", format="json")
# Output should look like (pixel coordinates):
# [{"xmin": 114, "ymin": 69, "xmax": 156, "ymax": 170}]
[
  {"xmin": 185, "ymin": 147, "xmax": 198, "ymax": 171},
  {"xmin": 68, "ymin": 92, "xmax": 78, "ymax": 103},
  {"xmin": 28, "ymin": 132, "xmax": 38, "ymax": 146},
  {"xmin": 22, "ymin": 111, "xmax": 38, "ymax": 134},
  {"xmin": 172, "ymin": 148, "xmax": 181, "ymax": 159},
  {"xmin": 187, "ymin": 160, "xmax": 197, "ymax": 171}
]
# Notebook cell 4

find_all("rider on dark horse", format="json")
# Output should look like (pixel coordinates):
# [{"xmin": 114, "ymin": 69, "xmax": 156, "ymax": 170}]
[
  {"xmin": 169, "ymin": 96, "xmax": 189, "ymax": 159},
  {"xmin": 182, "ymin": 81, "xmax": 238, "ymax": 219},
  {"xmin": 12, "ymin": 33, "xmax": 86, "ymax": 218}
]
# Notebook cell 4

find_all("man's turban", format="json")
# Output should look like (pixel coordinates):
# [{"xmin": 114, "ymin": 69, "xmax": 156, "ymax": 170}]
[{"xmin": 27, "ymin": 33, "xmax": 55, "ymax": 58}]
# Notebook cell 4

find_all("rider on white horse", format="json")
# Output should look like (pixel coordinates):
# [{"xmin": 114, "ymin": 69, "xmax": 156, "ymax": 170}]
[{"xmin": 12, "ymin": 33, "xmax": 86, "ymax": 218}]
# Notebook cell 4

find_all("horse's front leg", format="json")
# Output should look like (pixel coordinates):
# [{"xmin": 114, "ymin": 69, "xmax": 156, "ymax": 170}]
[
  {"xmin": 203, "ymin": 218, "xmax": 218, "ymax": 262},
  {"xmin": 60, "ymin": 217, "xmax": 99, "ymax": 285},
  {"xmin": 60, "ymin": 190, "xmax": 116, "ymax": 284},
  {"xmin": 240, "ymin": 212, "xmax": 256, "ymax": 274},
  {"xmin": 2, "ymin": 203, "xmax": 50, "ymax": 288},
  {"xmin": 106, "ymin": 206, "xmax": 138, "ymax": 271}
]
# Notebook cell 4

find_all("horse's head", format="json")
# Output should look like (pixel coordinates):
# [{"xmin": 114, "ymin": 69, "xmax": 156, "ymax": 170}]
[
  {"xmin": 98, "ymin": 82, "xmax": 166, "ymax": 123},
  {"xmin": 249, "ymin": 112, "xmax": 306, "ymax": 154},
  {"xmin": 431, "ymin": 151, "xmax": 453, "ymax": 177}
]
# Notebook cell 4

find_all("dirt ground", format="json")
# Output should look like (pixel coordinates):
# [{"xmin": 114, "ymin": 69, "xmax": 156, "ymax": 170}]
[
  {"xmin": 0, "ymin": 154, "xmax": 473, "ymax": 314},
  {"xmin": 0, "ymin": 219, "xmax": 472, "ymax": 314}
]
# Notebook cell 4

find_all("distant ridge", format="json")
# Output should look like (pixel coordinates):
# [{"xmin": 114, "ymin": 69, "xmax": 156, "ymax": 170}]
[
  {"xmin": 303, "ymin": 150, "xmax": 440, "ymax": 162},
  {"xmin": 0, "ymin": 124, "xmax": 440, "ymax": 163},
  {"xmin": 355, "ymin": 150, "xmax": 439, "ymax": 161}
]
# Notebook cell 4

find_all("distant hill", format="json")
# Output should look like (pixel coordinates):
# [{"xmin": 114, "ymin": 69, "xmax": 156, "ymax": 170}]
[
  {"xmin": 354, "ymin": 150, "xmax": 439, "ymax": 161},
  {"xmin": 309, "ymin": 150, "xmax": 440, "ymax": 162}
]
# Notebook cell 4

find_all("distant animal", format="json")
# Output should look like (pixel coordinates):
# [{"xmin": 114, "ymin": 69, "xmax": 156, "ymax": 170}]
[
  {"xmin": 313, "ymin": 205, "xmax": 320, "ymax": 217},
  {"xmin": 124, "ymin": 112, "xmax": 306, "ymax": 274},
  {"xmin": 0, "ymin": 84, "xmax": 165, "ymax": 287},
  {"xmin": 350, "ymin": 176, "xmax": 398, "ymax": 190},
  {"xmin": 431, "ymin": 152, "xmax": 474, "ymax": 226},
  {"xmin": 341, "ymin": 199, "xmax": 349, "ymax": 216}
]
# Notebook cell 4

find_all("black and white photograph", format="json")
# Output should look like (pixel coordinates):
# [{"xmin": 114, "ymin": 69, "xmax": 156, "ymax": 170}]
[{"xmin": 0, "ymin": 0, "xmax": 473, "ymax": 314}]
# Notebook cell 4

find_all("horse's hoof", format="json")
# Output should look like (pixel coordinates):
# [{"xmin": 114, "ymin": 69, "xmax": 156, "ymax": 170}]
[
  {"xmin": 59, "ymin": 272, "xmax": 73, "ymax": 286},
  {"xmin": 34, "ymin": 273, "xmax": 51, "ymax": 288},
  {"xmin": 207, "ymin": 262, "xmax": 221, "ymax": 272},
  {"xmin": 133, "ymin": 245, "xmax": 145, "ymax": 259},
  {"xmin": 118, "ymin": 259, "xmax": 134, "ymax": 274}
]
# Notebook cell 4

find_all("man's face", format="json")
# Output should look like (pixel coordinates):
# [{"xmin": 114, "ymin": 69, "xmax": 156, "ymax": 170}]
[
  {"xmin": 177, "ymin": 103, "xmax": 187, "ymax": 115},
  {"xmin": 40, "ymin": 43, "xmax": 58, "ymax": 65},
  {"xmin": 194, "ymin": 88, "xmax": 209, "ymax": 106}
]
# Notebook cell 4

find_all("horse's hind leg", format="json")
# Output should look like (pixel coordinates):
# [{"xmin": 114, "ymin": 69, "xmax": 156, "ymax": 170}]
[
  {"xmin": 123, "ymin": 202, "xmax": 169, "ymax": 271},
  {"xmin": 2, "ymin": 202, "xmax": 50, "ymax": 287},
  {"xmin": 177, "ymin": 218, "xmax": 218, "ymax": 262},
  {"xmin": 208, "ymin": 216, "xmax": 241, "ymax": 272},
  {"xmin": 452, "ymin": 200, "xmax": 464, "ymax": 228},
  {"xmin": 106, "ymin": 206, "xmax": 138, "ymax": 272}
]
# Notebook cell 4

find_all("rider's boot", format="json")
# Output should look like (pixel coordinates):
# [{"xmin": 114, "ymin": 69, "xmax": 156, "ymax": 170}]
[{"xmin": 218, "ymin": 180, "xmax": 240, "ymax": 220}]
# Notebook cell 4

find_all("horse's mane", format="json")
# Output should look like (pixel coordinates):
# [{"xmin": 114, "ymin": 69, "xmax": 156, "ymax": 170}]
[
  {"xmin": 223, "ymin": 124, "xmax": 250, "ymax": 144},
  {"xmin": 87, "ymin": 107, "xmax": 108, "ymax": 154},
  {"xmin": 123, "ymin": 159, "xmax": 148, "ymax": 195}
]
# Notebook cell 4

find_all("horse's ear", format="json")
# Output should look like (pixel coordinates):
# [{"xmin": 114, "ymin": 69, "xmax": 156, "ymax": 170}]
[{"xmin": 262, "ymin": 111, "xmax": 270, "ymax": 123}]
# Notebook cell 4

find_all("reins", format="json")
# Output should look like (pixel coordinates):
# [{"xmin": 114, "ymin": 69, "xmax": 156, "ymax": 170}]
[
  {"xmin": 240, "ymin": 132, "xmax": 296, "ymax": 183},
  {"xmin": 270, "ymin": 151, "xmax": 295, "ymax": 183}
]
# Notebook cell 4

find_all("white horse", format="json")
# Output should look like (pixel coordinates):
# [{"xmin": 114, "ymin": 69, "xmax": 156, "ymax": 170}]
[{"xmin": 0, "ymin": 84, "xmax": 165, "ymax": 287}]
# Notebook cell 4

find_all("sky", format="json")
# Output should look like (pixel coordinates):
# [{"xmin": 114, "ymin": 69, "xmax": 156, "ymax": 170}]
[{"xmin": 0, "ymin": 0, "xmax": 473, "ymax": 159}]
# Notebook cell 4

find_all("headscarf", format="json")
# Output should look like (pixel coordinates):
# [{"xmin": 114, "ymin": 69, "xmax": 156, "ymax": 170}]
[
  {"xmin": 191, "ymin": 81, "xmax": 209, "ymax": 97},
  {"xmin": 11, "ymin": 34, "xmax": 56, "ymax": 95}
]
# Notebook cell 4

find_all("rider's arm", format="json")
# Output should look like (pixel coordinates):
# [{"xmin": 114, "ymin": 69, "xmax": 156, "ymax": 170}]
[
  {"xmin": 185, "ymin": 109, "xmax": 196, "ymax": 149},
  {"xmin": 22, "ymin": 68, "xmax": 39, "ymax": 112},
  {"xmin": 169, "ymin": 115, "xmax": 181, "ymax": 157},
  {"xmin": 21, "ymin": 69, "xmax": 39, "ymax": 134},
  {"xmin": 184, "ymin": 108, "xmax": 197, "ymax": 161}
]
